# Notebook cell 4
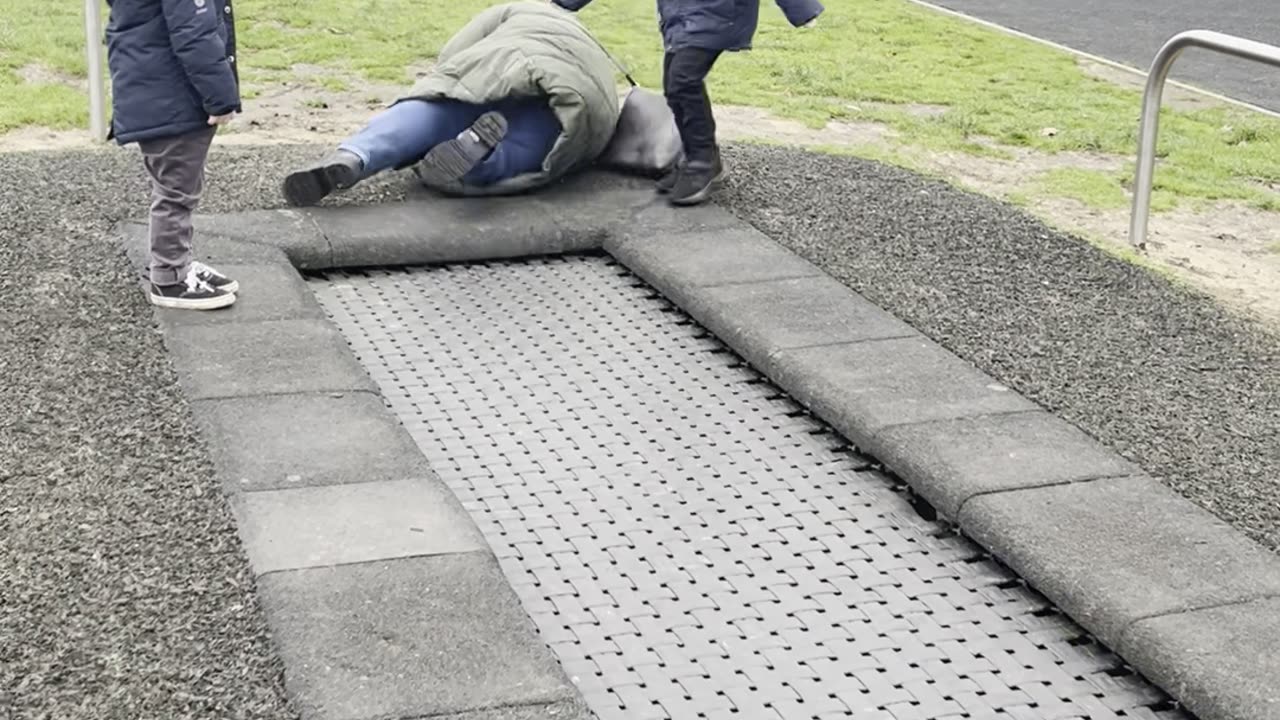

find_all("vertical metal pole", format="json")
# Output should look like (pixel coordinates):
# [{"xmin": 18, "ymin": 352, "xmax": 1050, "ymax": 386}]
[
  {"xmin": 1128, "ymin": 39, "xmax": 1184, "ymax": 252},
  {"xmin": 85, "ymin": 0, "xmax": 107, "ymax": 141}
]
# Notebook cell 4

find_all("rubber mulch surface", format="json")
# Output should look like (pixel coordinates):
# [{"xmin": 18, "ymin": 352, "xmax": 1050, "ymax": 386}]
[
  {"xmin": 1, "ymin": 141, "xmax": 1277, "ymax": 718},
  {"xmin": 0, "ymin": 144, "xmax": 402, "ymax": 720},
  {"xmin": 718, "ymin": 144, "xmax": 1280, "ymax": 553}
]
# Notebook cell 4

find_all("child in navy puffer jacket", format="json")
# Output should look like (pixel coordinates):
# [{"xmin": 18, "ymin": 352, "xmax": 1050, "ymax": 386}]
[
  {"xmin": 106, "ymin": 0, "xmax": 242, "ymax": 310},
  {"xmin": 554, "ymin": 0, "xmax": 825, "ymax": 206}
]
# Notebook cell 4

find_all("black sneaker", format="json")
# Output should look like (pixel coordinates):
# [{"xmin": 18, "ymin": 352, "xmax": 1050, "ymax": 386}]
[
  {"xmin": 282, "ymin": 149, "xmax": 364, "ymax": 207},
  {"xmin": 416, "ymin": 111, "xmax": 509, "ymax": 186},
  {"xmin": 192, "ymin": 261, "xmax": 239, "ymax": 294},
  {"xmin": 150, "ymin": 270, "xmax": 236, "ymax": 311},
  {"xmin": 668, "ymin": 160, "xmax": 719, "ymax": 207}
]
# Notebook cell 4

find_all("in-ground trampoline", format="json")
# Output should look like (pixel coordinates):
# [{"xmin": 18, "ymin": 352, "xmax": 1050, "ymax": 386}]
[{"xmin": 306, "ymin": 254, "xmax": 1189, "ymax": 720}]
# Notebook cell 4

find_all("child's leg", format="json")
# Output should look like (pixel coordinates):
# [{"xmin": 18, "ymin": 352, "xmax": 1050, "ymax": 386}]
[
  {"xmin": 461, "ymin": 100, "xmax": 562, "ymax": 187},
  {"xmin": 340, "ymin": 99, "xmax": 485, "ymax": 177},
  {"xmin": 662, "ymin": 52, "xmax": 685, "ymax": 138},
  {"xmin": 663, "ymin": 48, "xmax": 723, "ymax": 165},
  {"xmin": 139, "ymin": 127, "xmax": 217, "ymax": 287}
]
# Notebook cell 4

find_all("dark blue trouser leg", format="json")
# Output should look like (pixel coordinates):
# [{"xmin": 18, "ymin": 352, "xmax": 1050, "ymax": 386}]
[
  {"xmin": 339, "ymin": 97, "xmax": 562, "ymax": 187},
  {"xmin": 663, "ymin": 48, "xmax": 723, "ymax": 164},
  {"xmin": 340, "ymin": 99, "xmax": 484, "ymax": 176},
  {"xmin": 461, "ymin": 99, "xmax": 563, "ymax": 187}
]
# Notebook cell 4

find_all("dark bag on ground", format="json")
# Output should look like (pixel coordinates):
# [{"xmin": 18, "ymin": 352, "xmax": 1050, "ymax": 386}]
[
  {"xmin": 598, "ymin": 85, "xmax": 683, "ymax": 178},
  {"xmin": 584, "ymin": 29, "xmax": 682, "ymax": 178}
]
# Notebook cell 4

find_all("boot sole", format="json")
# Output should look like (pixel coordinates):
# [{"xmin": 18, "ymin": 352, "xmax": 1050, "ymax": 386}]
[
  {"xmin": 417, "ymin": 112, "xmax": 509, "ymax": 186},
  {"xmin": 283, "ymin": 162, "xmax": 360, "ymax": 208},
  {"xmin": 150, "ymin": 291, "xmax": 237, "ymax": 311}
]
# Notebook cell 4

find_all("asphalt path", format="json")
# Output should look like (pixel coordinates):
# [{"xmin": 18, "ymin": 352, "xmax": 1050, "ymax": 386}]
[{"xmin": 925, "ymin": 0, "xmax": 1280, "ymax": 111}]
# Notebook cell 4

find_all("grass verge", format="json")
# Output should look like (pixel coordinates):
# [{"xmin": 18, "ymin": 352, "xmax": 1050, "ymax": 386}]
[{"xmin": 4, "ymin": 0, "xmax": 1280, "ymax": 212}]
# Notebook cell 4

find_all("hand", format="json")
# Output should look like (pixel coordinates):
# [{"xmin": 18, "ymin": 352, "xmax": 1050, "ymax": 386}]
[{"xmin": 208, "ymin": 112, "xmax": 236, "ymax": 126}]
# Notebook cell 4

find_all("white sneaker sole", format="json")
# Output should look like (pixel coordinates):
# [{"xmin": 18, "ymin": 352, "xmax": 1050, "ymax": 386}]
[{"xmin": 150, "ymin": 292, "xmax": 237, "ymax": 310}]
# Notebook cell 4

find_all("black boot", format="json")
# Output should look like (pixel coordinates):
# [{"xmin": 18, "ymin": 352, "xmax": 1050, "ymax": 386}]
[
  {"xmin": 282, "ymin": 149, "xmax": 364, "ymax": 207},
  {"xmin": 416, "ymin": 111, "xmax": 509, "ymax": 186},
  {"xmin": 669, "ymin": 155, "xmax": 723, "ymax": 207},
  {"xmin": 658, "ymin": 149, "xmax": 722, "ymax": 195}
]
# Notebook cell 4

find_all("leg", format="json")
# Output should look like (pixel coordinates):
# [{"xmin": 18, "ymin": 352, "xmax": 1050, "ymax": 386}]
[
  {"xmin": 655, "ymin": 51, "xmax": 685, "ymax": 194},
  {"xmin": 340, "ymin": 99, "xmax": 484, "ymax": 176},
  {"xmin": 461, "ymin": 100, "xmax": 562, "ymax": 187},
  {"xmin": 283, "ymin": 99, "xmax": 486, "ymax": 206},
  {"xmin": 662, "ymin": 51, "xmax": 685, "ymax": 137},
  {"xmin": 140, "ymin": 127, "xmax": 216, "ymax": 286},
  {"xmin": 664, "ymin": 48, "xmax": 722, "ymax": 164},
  {"xmin": 139, "ymin": 127, "xmax": 235, "ymax": 310},
  {"xmin": 665, "ymin": 48, "xmax": 725, "ymax": 206}
]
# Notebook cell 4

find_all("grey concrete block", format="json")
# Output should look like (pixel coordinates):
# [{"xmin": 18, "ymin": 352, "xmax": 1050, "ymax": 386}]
[
  {"xmin": 433, "ymin": 701, "xmax": 595, "ymax": 720},
  {"xmin": 165, "ymin": 318, "xmax": 375, "ymax": 400},
  {"xmin": 312, "ymin": 196, "xmax": 600, "ymax": 269},
  {"xmin": 195, "ymin": 392, "xmax": 431, "ymax": 492},
  {"xmin": 610, "ymin": 200, "xmax": 744, "ymax": 242},
  {"xmin": 1122, "ymin": 597, "xmax": 1280, "ymax": 720},
  {"xmin": 155, "ymin": 262, "xmax": 326, "ymax": 327},
  {"xmin": 531, "ymin": 190, "xmax": 657, "ymax": 247},
  {"xmin": 194, "ymin": 209, "xmax": 332, "ymax": 268},
  {"xmin": 871, "ymin": 410, "xmax": 1139, "ymax": 519},
  {"xmin": 119, "ymin": 221, "xmax": 292, "ymax": 274},
  {"xmin": 959, "ymin": 476, "xmax": 1280, "ymax": 649},
  {"xmin": 259, "ymin": 552, "xmax": 576, "ymax": 720},
  {"xmin": 609, "ymin": 227, "xmax": 824, "ymax": 310},
  {"xmin": 680, "ymin": 275, "xmax": 918, "ymax": 374},
  {"xmin": 768, "ymin": 337, "xmax": 1037, "ymax": 450},
  {"xmin": 233, "ymin": 478, "xmax": 486, "ymax": 575}
]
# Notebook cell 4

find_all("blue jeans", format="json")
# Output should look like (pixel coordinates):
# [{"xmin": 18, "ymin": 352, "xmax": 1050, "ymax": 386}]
[{"xmin": 340, "ymin": 98, "xmax": 562, "ymax": 187}]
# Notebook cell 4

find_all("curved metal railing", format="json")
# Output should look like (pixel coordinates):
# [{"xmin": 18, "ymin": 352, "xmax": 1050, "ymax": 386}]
[{"xmin": 1129, "ymin": 30, "xmax": 1280, "ymax": 250}]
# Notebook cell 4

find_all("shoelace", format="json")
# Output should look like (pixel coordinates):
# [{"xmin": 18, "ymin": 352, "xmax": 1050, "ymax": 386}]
[
  {"xmin": 191, "ymin": 260, "xmax": 219, "ymax": 280},
  {"xmin": 183, "ymin": 268, "xmax": 216, "ymax": 294}
]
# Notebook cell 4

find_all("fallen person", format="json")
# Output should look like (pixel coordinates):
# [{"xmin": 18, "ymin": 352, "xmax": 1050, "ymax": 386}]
[{"xmin": 283, "ymin": 1, "xmax": 619, "ymax": 206}]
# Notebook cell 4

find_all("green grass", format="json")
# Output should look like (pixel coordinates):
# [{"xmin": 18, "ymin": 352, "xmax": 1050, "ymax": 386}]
[
  {"xmin": 4, "ymin": 0, "xmax": 1280, "ymax": 212},
  {"xmin": 1034, "ymin": 168, "xmax": 1131, "ymax": 210}
]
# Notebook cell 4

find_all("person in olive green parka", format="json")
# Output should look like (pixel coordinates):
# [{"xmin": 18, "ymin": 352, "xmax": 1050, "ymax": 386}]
[{"xmin": 283, "ymin": 1, "xmax": 620, "ymax": 205}]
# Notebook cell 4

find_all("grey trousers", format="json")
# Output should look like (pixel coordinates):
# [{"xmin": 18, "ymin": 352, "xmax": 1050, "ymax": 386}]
[{"xmin": 139, "ymin": 126, "xmax": 217, "ymax": 286}]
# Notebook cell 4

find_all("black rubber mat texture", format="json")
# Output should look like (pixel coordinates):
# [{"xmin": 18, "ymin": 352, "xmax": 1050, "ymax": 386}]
[{"xmin": 309, "ymin": 256, "xmax": 1190, "ymax": 720}]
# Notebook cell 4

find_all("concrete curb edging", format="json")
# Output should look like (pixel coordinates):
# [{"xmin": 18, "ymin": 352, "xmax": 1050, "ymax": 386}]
[
  {"xmin": 604, "ymin": 203, "xmax": 1280, "ymax": 720},
  {"xmin": 115, "ymin": 170, "xmax": 657, "ymax": 720},
  {"xmin": 124, "ymin": 170, "xmax": 1280, "ymax": 720}
]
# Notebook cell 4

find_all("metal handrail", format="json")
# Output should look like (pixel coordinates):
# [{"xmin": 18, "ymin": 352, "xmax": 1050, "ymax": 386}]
[{"xmin": 1130, "ymin": 30, "xmax": 1280, "ymax": 250}]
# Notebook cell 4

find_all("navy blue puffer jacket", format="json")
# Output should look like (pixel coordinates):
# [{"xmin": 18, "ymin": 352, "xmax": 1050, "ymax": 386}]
[
  {"xmin": 105, "ymin": 0, "xmax": 241, "ymax": 144},
  {"xmin": 555, "ymin": 0, "xmax": 824, "ymax": 52}
]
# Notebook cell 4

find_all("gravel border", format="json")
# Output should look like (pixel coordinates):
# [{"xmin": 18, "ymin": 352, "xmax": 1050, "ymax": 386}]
[
  {"xmin": 717, "ymin": 144, "xmax": 1280, "ymax": 554},
  {"xmin": 4, "ymin": 140, "xmax": 1278, "ymax": 719},
  {"xmin": 0, "ymin": 144, "xmax": 422, "ymax": 720}
]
